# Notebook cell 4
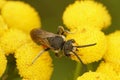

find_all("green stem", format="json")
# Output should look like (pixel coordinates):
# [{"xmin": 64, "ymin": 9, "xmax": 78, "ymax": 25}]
[
  {"xmin": 73, "ymin": 62, "xmax": 95, "ymax": 80},
  {"xmin": 73, "ymin": 62, "xmax": 82, "ymax": 80}
]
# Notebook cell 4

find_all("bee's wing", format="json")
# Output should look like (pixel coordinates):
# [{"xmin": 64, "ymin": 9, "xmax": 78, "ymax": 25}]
[{"xmin": 30, "ymin": 28, "xmax": 58, "ymax": 48}]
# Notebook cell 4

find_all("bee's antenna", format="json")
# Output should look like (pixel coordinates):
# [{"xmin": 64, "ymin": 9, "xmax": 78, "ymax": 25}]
[
  {"xmin": 71, "ymin": 43, "xmax": 96, "ymax": 64},
  {"xmin": 72, "ymin": 51, "xmax": 84, "ymax": 65},
  {"xmin": 31, "ymin": 48, "xmax": 49, "ymax": 65},
  {"xmin": 74, "ymin": 43, "xmax": 96, "ymax": 48}
]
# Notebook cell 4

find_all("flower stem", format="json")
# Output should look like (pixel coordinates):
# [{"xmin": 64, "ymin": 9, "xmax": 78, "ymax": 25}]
[{"xmin": 73, "ymin": 62, "xmax": 82, "ymax": 80}]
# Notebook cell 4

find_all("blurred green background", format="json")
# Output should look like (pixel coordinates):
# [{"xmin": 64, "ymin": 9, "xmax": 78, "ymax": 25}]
[{"xmin": 1, "ymin": 0, "xmax": 120, "ymax": 80}]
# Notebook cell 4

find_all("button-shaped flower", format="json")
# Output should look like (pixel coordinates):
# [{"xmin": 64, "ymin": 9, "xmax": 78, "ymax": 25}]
[
  {"xmin": 63, "ymin": 0, "xmax": 111, "ymax": 31},
  {"xmin": 96, "ymin": 61, "xmax": 118, "ymax": 80},
  {"xmin": 0, "ymin": 28, "xmax": 30, "ymax": 55},
  {"xmin": 77, "ymin": 71, "xmax": 111, "ymax": 80},
  {"xmin": 1, "ymin": 1, "xmax": 41, "ymax": 33},
  {"xmin": 15, "ymin": 42, "xmax": 53, "ymax": 80},
  {"xmin": 104, "ymin": 31, "xmax": 120, "ymax": 64},
  {"xmin": 66, "ymin": 27, "xmax": 107, "ymax": 64}
]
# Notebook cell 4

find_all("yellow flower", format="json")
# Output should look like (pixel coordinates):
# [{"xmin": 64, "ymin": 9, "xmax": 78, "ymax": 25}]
[
  {"xmin": 104, "ymin": 31, "xmax": 120, "ymax": 64},
  {"xmin": 96, "ymin": 61, "xmax": 118, "ymax": 80},
  {"xmin": 77, "ymin": 71, "xmax": 111, "ymax": 80},
  {"xmin": 0, "ymin": 47, "xmax": 7, "ymax": 77},
  {"xmin": 0, "ymin": 28, "xmax": 30, "ymax": 55},
  {"xmin": 15, "ymin": 42, "xmax": 53, "ymax": 80},
  {"xmin": 63, "ymin": 0, "xmax": 111, "ymax": 30},
  {"xmin": 66, "ymin": 27, "xmax": 107, "ymax": 64},
  {"xmin": 0, "ymin": 15, "xmax": 8, "ymax": 36},
  {"xmin": 0, "ymin": 0, "xmax": 6, "ymax": 9},
  {"xmin": 1, "ymin": 1, "xmax": 41, "ymax": 33}
]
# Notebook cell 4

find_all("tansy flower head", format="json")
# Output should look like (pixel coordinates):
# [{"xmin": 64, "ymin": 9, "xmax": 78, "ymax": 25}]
[
  {"xmin": 96, "ymin": 61, "xmax": 118, "ymax": 80},
  {"xmin": 0, "ymin": 47, "xmax": 7, "ymax": 77},
  {"xmin": 0, "ymin": 28, "xmax": 30, "ymax": 55},
  {"xmin": 77, "ymin": 71, "xmax": 111, "ymax": 80},
  {"xmin": 104, "ymin": 31, "xmax": 120, "ymax": 64},
  {"xmin": 1, "ymin": 1, "xmax": 41, "ymax": 33},
  {"xmin": 0, "ymin": 15, "xmax": 8, "ymax": 36},
  {"xmin": 66, "ymin": 27, "xmax": 107, "ymax": 64},
  {"xmin": 15, "ymin": 42, "xmax": 53, "ymax": 80},
  {"xmin": 63, "ymin": 0, "xmax": 111, "ymax": 30}
]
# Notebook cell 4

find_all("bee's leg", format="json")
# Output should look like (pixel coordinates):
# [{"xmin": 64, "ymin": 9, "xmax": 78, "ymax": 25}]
[
  {"xmin": 57, "ymin": 26, "xmax": 65, "ymax": 35},
  {"xmin": 55, "ymin": 52, "xmax": 63, "ymax": 58},
  {"xmin": 57, "ymin": 26, "xmax": 71, "ymax": 35},
  {"xmin": 31, "ymin": 48, "xmax": 49, "ymax": 64},
  {"xmin": 64, "ymin": 51, "xmax": 71, "ymax": 57},
  {"xmin": 54, "ymin": 49, "xmax": 64, "ymax": 58},
  {"xmin": 57, "ymin": 26, "xmax": 77, "ymax": 36},
  {"xmin": 55, "ymin": 53, "xmax": 60, "ymax": 57}
]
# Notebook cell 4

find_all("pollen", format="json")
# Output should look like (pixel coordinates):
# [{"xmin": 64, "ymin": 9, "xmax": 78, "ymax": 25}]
[
  {"xmin": 62, "ymin": 0, "xmax": 111, "ymax": 30},
  {"xmin": 0, "ymin": 28, "xmax": 30, "ymax": 55},
  {"xmin": 66, "ymin": 27, "xmax": 107, "ymax": 64},
  {"xmin": 1, "ymin": 1, "xmax": 41, "ymax": 33},
  {"xmin": 77, "ymin": 71, "xmax": 111, "ymax": 80},
  {"xmin": 15, "ymin": 42, "xmax": 53, "ymax": 80},
  {"xmin": 0, "ymin": 47, "xmax": 7, "ymax": 77}
]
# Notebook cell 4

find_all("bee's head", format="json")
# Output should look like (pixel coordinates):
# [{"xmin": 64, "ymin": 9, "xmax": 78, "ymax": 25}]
[{"xmin": 63, "ymin": 39, "xmax": 96, "ymax": 63}]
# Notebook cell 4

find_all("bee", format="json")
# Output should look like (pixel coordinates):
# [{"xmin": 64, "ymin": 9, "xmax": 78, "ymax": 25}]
[{"xmin": 30, "ymin": 26, "xmax": 96, "ymax": 64}]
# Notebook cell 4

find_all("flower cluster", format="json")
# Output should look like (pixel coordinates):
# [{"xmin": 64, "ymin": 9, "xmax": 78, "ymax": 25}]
[
  {"xmin": 0, "ymin": 0, "xmax": 53, "ymax": 79},
  {"xmin": 63, "ymin": 0, "xmax": 120, "ymax": 80},
  {"xmin": 0, "ymin": 0, "xmax": 120, "ymax": 80},
  {"xmin": 63, "ymin": 0, "xmax": 110, "ymax": 64}
]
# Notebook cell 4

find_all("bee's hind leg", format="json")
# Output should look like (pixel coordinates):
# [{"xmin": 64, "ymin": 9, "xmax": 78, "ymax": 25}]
[{"xmin": 31, "ymin": 48, "xmax": 49, "ymax": 65}]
